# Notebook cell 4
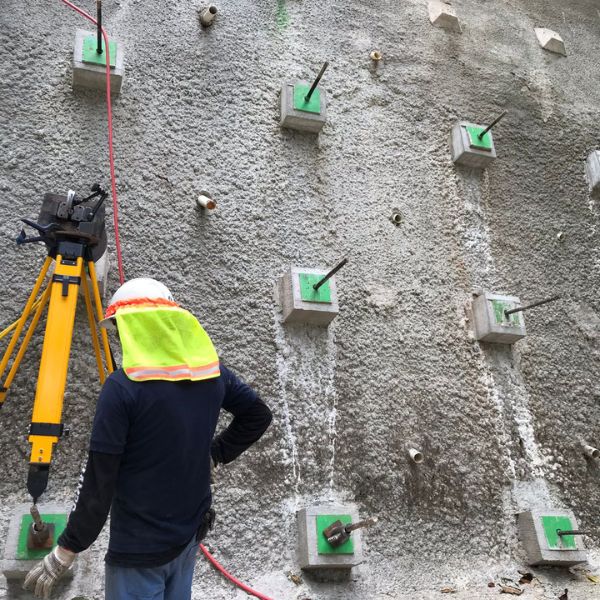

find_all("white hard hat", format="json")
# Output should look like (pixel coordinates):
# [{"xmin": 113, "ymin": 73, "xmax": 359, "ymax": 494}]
[{"xmin": 100, "ymin": 278, "xmax": 174, "ymax": 328}]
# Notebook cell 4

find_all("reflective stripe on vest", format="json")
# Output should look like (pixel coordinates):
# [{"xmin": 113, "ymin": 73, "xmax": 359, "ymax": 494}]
[
  {"xmin": 115, "ymin": 305, "xmax": 220, "ymax": 382},
  {"xmin": 125, "ymin": 361, "xmax": 220, "ymax": 381}
]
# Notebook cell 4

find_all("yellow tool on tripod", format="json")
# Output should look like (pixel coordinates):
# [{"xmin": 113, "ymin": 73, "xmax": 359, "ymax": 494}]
[{"xmin": 0, "ymin": 185, "xmax": 114, "ymax": 501}]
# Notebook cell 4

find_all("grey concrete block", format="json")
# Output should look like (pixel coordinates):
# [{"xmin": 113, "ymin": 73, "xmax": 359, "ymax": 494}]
[
  {"xmin": 428, "ymin": 1, "xmax": 462, "ymax": 33},
  {"xmin": 471, "ymin": 292, "xmax": 526, "ymax": 344},
  {"xmin": 73, "ymin": 29, "xmax": 124, "ymax": 94},
  {"xmin": 534, "ymin": 28, "xmax": 567, "ymax": 56},
  {"xmin": 278, "ymin": 266, "xmax": 339, "ymax": 326},
  {"xmin": 1, "ymin": 503, "xmax": 75, "ymax": 580},
  {"xmin": 585, "ymin": 151, "xmax": 600, "ymax": 198},
  {"xmin": 450, "ymin": 122, "xmax": 497, "ymax": 169},
  {"xmin": 518, "ymin": 509, "xmax": 587, "ymax": 566},
  {"xmin": 280, "ymin": 82, "xmax": 327, "ymax": 133},
  {"xmin": 297, "ymin": 505, "xmax": 363, "ymax": 571}
]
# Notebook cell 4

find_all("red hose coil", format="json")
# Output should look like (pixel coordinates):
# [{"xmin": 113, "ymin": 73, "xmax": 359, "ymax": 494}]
[
  {"xmin": 59, "ymin": 0, "xmax": 125, "ymax": 284},
  {"xmin": 199, "ymin": 544, "xmax": 275, "ymax": 600}
]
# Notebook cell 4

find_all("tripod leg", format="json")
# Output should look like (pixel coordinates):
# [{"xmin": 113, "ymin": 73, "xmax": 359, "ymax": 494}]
[
  {"xmin": 81, "ymin": 268, "xmax": 106, "ymax": 384},
  {"xmin": 0, "ymin": 256, "xmax": 52, "ymax": 382},
  {"xmin": 87, "ymin": 260, "xmax": 114, "ymax": 373},
  {"xmin": 0, "ymin": 284, "xmax": 51, "ymax": 407},
  {"xmin": 27, "ymin": 250, "xmax": 83, "ymax": 501}
]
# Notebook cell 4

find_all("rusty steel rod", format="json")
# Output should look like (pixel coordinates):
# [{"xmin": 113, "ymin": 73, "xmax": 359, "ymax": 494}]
[{"xmin": 344, "ymin": 517, "xmax": 378, "ymax": 533}]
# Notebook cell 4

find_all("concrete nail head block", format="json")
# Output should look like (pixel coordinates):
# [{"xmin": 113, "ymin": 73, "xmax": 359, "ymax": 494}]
[
  {"xmin": 428, "ymin": 1, "xmax": 462, "ymax": 33},
  {"xmin": 585, "ymin": 150, "xmax": 600, "ymax": 197},
  {"xmin": 534, "ymin": 28, "xmax": 567, "ymax": 56},
  {"xmin": 278, "ymin": 266, "xmax": 339, "ymax": 326},
  {"xmin": 518, "ymin": 509, "xmax": 587, "ymax": 566},
  {"xmin": 2, "ymin": 503, "xmax": 74, "ymax": 580},
  {"xmin": 72, "ymin": 29, "xmax": 124, "ymax": 93},
  {"xmin": 280, "ymin": 81, "xmax": 327, "ymax": 134},
  {"xmin": 450, "ymin": 122, "xmax": 497, "ymax": 169},
  {"xmin": 471, "ymin": 292, "xmax": 526, "ymax": 344},
  {"xmin": 297, "ymin": 505, "xmax": 364, "ymax": 571}
]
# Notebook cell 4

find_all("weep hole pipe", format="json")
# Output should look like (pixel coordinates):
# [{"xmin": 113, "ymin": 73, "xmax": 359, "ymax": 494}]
[
  {"xmin": 60, "ymin": 2, "xmax": 273, "ymax": 599},
  {"xmin": 408, "ymin": 448, "xmax": 424, "ymax": 464}
]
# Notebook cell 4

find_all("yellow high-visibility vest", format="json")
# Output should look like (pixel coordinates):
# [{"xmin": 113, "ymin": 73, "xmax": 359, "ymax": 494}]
[{"xmin": 115, "ymin": 304, "xmax": 220, "ymax": 382}]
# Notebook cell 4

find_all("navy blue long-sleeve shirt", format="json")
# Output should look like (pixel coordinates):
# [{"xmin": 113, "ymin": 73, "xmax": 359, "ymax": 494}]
[{"xmin": 58, "ymin": 365, "xmax": 272, "ymax": 567}]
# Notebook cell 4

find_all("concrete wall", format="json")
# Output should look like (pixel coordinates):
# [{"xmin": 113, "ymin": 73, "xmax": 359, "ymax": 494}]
[{"xmin": 1, "ymin": 0, "xmax": 599, "ymax": 598}]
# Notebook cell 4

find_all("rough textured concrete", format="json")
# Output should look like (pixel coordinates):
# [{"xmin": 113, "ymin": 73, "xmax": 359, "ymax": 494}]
[{"xmin": 1, "ymin": 0, "xmax": 600, "ymax": 598}]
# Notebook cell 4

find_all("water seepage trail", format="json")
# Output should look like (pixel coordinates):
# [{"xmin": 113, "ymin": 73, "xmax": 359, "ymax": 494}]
[{"xmin": 272, "ymin": 304, "xmax": 338, "ymax": 496}]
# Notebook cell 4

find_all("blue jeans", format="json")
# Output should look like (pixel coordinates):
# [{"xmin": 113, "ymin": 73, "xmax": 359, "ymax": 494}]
[{"xmin": 104, "ymin": 537, "xmax": 198, "ymax": 600}]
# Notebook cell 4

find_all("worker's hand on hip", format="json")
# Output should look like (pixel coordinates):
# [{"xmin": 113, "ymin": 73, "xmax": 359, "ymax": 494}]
[{"xmin": 23, "ymin": 546, "xmax": 75, "ymax": 598}]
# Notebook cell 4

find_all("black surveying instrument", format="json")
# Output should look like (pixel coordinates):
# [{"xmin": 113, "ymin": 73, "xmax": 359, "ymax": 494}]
[{"xmin": 0, "ymin": 184, "xmax": 114, "ymax": 503}]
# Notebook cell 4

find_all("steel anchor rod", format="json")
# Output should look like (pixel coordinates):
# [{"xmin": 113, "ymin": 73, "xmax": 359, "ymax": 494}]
[
  {"xmin": 478, "ymin": 110, "xmax": 507, "ymax": 140},
  {"xmin": 305, "ymin": 61, "xmax": 329, "ymax": 103},
  {"xmin": 96, "ymin": 0, "xmax": 103, "ymax": 54},
  {"xmin": 313, "ymin": 257, "xmax": 348, "ymax": 291},
  {"xmin": 504, "ymin": 295, "xmax": 561, "ymax": 317},
  {"xmin": 557, "ymin": 529, "xmax": 598, "ymax": 537}
]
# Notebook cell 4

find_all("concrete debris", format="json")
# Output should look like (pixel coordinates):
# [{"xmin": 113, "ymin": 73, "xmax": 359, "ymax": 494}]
[
  {"xmin": 518, "ymin": 572, "xmax": 534, "ymax": 584},
  {"xmin": 499, "ymin": 584, "xmax": 524, "ymax": 595},
  {"xmin": 534, "ymin": 27, "xmax": 567, "ymax": 56},
  {"xmin": 428, "ymin": 1, "xmax": 462, "ymax": 33},
  {"xmin": 287, "ymin": 572, "xmax": 303, "ymax": 585}
]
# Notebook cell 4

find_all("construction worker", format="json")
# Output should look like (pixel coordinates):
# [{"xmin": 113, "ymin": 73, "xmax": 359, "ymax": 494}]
[{"xmin": 23, "ymin": 278, "xmax": 273, "ymax": 599}]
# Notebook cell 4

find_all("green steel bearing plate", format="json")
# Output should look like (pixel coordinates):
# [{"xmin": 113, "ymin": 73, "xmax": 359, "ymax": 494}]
[
  {"xmin": 16, "ymin": 513, "xmax": 68, "ymax": 560},
  {"xmin": 316, "ymin": 514, "xmax": 354, "ymax": 555},
  {"xmin": 293, "ymin": 84, "xmax": 321, "ymax": 114},
  {"xmin": 82, "ymin": 36, "xmax": 117, "ymax": 68},
  {"xmin": 299, "ymin": 273, "xmax": 332, "ymax": 303},
  {"xmin": 466, "ymin": 125, "xmax": 492, "ymax": 151},
  {"xmin": 541, "ymin": 515, "xmax": 577, "ymax": 550},
  {"xmin": 490, "ymin": 299, "xmax": 521, "ymax": 327}
]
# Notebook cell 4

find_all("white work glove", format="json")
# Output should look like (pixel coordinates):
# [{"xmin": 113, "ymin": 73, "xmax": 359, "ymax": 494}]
[{"xmin": 23, "ymin": 546, "xmax": 75, "ymax": 598}]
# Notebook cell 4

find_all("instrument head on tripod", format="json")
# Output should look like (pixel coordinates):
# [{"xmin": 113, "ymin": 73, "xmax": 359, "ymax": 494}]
[{"xmin": 18, "ymin": 184, "xmax": 108, "ymax": 261}]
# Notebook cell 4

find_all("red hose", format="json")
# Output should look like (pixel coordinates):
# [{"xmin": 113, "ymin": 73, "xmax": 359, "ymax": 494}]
[
  {"xmin": 199, "ymin": 544, "xmax": 275, "ymax": 600},
  {"xmin": 59, "ymin": 0, "xmax": 125, "ymax": 284}
]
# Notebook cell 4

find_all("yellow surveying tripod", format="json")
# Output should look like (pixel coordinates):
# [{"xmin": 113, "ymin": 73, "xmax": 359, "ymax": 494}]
[{"xmin": 0, "ymin": 185, "xmax": 114, "ymax": 502}]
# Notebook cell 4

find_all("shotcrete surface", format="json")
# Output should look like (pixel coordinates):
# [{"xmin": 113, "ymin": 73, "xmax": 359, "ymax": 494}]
[{"xmin": 0, "ymin": 0, "xmax": 599, "ymax": 598}]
